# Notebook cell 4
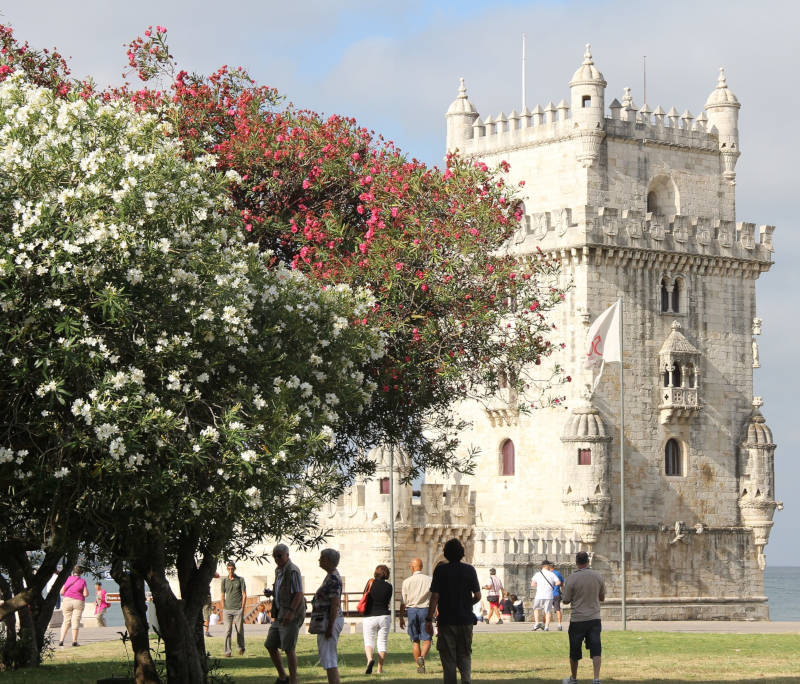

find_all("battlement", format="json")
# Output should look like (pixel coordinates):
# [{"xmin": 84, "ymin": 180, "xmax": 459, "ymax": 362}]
[
  {"xmin": 324, "ymin": 480, "xmax": 475, "ymax": 530},
  {"xmin": 512, "ymin": 205, "xmax": 775, "ymax": 267},
  {"xmin": 459, "ymin": 102, "xmax": 719, "ymax": 157}
]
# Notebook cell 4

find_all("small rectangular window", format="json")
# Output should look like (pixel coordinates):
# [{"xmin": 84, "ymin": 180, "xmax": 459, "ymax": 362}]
[
  {"xmin": 578, "ymin": 448, "xmax": 592, "ymax": 465},
  {"xmin": 582, "ymin": 95, "xmax": 591, "ymax": 108},
  {"xmin": 379, "ymin": 477, "xmax": 390, "ymax": 494}
]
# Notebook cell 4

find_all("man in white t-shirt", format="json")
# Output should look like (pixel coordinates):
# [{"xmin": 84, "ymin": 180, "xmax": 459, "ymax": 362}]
[{"xmin": 530, "ymin": 559, "xmax": 561, "ymax": 631}]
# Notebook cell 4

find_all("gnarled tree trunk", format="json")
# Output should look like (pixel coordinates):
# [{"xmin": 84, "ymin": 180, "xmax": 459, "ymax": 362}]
[{"xmin": 112, "ymin": 562, "xmax": 160, "ymax": 684}]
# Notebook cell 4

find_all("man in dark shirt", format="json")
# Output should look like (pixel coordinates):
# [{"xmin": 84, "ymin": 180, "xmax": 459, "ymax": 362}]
[{"xmin": 425, "ymin": 538, "xmax": 480, "ymax": 684}]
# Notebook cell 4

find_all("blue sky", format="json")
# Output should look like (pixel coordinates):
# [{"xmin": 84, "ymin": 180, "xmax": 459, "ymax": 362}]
[{"xmin": 3, "ymin": 0, "xmax": 798, "ymax": 566}]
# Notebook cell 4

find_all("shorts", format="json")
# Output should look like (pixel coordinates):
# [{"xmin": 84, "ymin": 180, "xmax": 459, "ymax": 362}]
[
  {"xmin": 533, "ymin": 598, "xmax": 554, "ymax": 613},
  {"xmin": 317, "ymin": 615, "xmax": 344, "ymax": 669},
  {"xmin": 406, "ymin": 607, "xmax": 432, "ymax": 642},
  {"xmin": 202, "ymin": 603, "xmax": 212, "ymax": 621},
  {"xmin": 552, "ymin": 596, "xmax": 562, "ymax": 611},
  {"xmin": 264, "ymin": 618, "xmax": 302, "ymax": 652},
  {"xmin": 568, "ymin": 619, "xmax": 602, "ymax": 661}
]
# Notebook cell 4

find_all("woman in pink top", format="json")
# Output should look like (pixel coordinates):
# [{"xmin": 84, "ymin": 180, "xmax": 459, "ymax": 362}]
[
  {"xmin": 59, "ymin": 565, "xmax": 89, "ymax": 647},
  {"xmin": 94, "ymin": 582, "xmax": 110, "ymax": 627}
]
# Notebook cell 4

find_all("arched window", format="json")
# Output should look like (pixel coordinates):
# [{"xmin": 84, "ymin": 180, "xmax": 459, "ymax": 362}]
[
  {"xmin": 660, "ymin": 279, "xmax": 669, "ymax": 312},
  {"xmin": 671, "ymin": 278, "xmax": 681, "ymax": 313},
  {"xmin": 646, "ymin": 175, "xmax": 679, "ymax": 216},
  {"xmin": 501, "ymin": 439, "xmax": 515, "ymax": 476},
  {"xmin": 663, "ymin": 367, "xmax": 670, "ymax": 387},
  {"xmin": 578, "ymin": 448, "xmax": 592, "ymax": 465},
  {"xmin": 686, "ymin": 364, "xmax": 695, "ymax": 388},
  {"xmin": 671, "ymin": 364, "xmax": 682, "ymax": 388},
  {"xmin": 665, "ymin": 439, "xmax": 682, "ymax": 476}
]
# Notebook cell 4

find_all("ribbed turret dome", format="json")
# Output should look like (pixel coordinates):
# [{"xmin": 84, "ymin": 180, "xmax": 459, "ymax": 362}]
[
  {"xmin": 569, "ymin": 44, "xmax": 606, "ymax": 86},
  {"xmin": 446, "ymin": 77, "xmax": 478, "ymax": 116},
  {"xmin": 705, "ymin": 68, "xmax": 740, "ymax": 108},
  {"xmin": 561, "ymin": 403, "xmax": 610, "ymax": 442},
  {"xmin": 745, "ymin": 410, "xmax": 774, "ymax": 446}
]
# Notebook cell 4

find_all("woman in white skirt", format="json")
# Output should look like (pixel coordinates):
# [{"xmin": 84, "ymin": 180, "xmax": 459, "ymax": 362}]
[{"xmin": 362, "ymin": 564, "xmax": 393, "ymax": 674}]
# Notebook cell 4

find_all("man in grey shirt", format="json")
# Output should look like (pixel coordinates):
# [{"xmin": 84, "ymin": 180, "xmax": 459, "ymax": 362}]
[{"xmin": 561, "ymin": 551, "xmax": 605, "ymax": 684}]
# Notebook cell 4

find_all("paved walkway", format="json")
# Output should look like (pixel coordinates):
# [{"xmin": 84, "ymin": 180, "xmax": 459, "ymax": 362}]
[{"xmin": 52, "ymin": 619, "xmax": 800, "ymax": 647}]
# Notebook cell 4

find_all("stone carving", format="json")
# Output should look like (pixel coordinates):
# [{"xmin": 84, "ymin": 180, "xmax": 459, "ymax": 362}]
[
  {"xmin": 532, "ymin": 212, "xmax": 548, "ymax": 240},
  {"xmin": 752, "ymin": 339, "xmax": 760, "ymax": 368},
  {"xmin": 752, "ymin": 318, "xmax": 762, "ymax": 336}
]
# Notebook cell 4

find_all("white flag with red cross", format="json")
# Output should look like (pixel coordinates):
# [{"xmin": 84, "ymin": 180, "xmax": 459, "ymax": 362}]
[{"xmin": 585, "ymin": 300, "xmax": 622, "ymax": 390}]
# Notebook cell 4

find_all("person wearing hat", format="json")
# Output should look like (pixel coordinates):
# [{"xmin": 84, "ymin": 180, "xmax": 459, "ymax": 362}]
[
  {"xmin": 221, "ymin": 561, "xmax": 247, "ymax": 657},
  {"xmin": 530, "ymin": 559, "xmax": 560, "ymax": 631}
]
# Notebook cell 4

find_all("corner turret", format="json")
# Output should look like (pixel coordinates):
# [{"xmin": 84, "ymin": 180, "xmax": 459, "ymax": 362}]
[
  {"xmin": 446, "ymin": 77, "xmax": 479, "ymax": 153},
  {"xmin": 705, "ymin": 68, "xmax": 741, "ymax": 182},
  {"xmin": 560, "ymin": 394, "xmax": 612, "ymax": 550},
  {"xmin": 738, "ymin": 398, "xmax": 780, "ymax": 569},
  {"xmin": 569, "ymin": 44, "xmax": 606, "ymax": 129}
]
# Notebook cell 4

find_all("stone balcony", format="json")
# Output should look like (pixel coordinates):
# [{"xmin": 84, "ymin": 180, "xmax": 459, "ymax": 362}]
[{"xmin": 659, "ymin": 386, "xmax": 700, "ymax": 424}]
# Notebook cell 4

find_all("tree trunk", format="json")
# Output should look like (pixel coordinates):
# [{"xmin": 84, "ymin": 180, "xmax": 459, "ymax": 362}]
[
  {"xmin": 0, "ymin": 572, "xmax": 20, "ymax": 668},
  {"xmin": 143, "ymin": 558, "xmax": 206, "ymax": 684},
  {"xmin": 0, "ymin": 586, "xmax": 34, "ymax": 622},
  {"xmin": 0, "ymin": 543, "xmax": 75, "ymax": 657},
  {"xmin": 112, "ymin": 562, "xmax": 160, "ymax": 684},
  {"xmin": 176, "ymin": 538, "xmax": 218, "ymax": 682}
]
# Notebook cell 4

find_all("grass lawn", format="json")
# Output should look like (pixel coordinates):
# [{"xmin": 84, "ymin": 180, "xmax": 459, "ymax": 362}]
[{"xmin": 3, "ymin": 631, "xmax": 799, "ymax": 683}]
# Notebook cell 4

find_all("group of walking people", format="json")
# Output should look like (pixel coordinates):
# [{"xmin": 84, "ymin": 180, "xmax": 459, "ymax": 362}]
[{"xmin": 246, "ymin": 540, "xmax": 605, "ymax": 684}]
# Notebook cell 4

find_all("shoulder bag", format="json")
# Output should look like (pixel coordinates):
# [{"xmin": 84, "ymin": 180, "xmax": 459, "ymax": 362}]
[{"xmin": 357, "ymin": 579, "xmax": 374, "ymax": 614}]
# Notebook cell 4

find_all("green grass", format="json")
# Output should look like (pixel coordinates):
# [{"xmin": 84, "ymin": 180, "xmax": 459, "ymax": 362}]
[{"xmin": 4, "ymin": 631, "xmax": 800, "ymax": 683}]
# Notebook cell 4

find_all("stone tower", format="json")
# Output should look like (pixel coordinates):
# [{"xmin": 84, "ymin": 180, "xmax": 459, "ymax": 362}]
[
  {"xmin": 231, "ymin": 47, "xmax": 778, "ymax": 621},
  {"xmin": 435, "ymin": 45, "xmax": 779, "ymax": 619}
]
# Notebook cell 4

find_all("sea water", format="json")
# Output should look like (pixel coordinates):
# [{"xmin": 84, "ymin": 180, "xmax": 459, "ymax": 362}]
[
  {"xmin": 764, "ymin": 566, "xmax": 800, "ymax": 621},
  {"xmin": 85, "ymin": 567, "xmax": 800, "ymax": 627}
]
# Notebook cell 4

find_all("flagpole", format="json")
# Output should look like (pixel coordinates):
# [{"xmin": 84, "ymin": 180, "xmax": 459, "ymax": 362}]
[
  {"xmin": 389, "ymin": 445, "xmax": 397, "ymax": 632},
  {"xmin": 618, "ymin": 296, "xmax": 626, "ymax": 630}
]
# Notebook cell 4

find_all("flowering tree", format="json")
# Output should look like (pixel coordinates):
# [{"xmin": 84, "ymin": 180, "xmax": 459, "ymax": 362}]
[
  {"xmin": 0, "ymin": 24, "xmax": 569, "ymax": 681},
  {"xmin": 126, "ymin": 28, "xmax": 569, "ymax": 479},
  {"xmin": 0, "ymin": 70, "xmax": 382, "ymax": 679}
]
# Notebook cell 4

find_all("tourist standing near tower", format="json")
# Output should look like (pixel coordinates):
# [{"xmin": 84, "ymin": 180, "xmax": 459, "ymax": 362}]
[
  {"xmin": 561, "ymin": 551, "xmax": 606, "ymax": 684},
  {"xmin": 531, "ymin": 560, "xmax": 561, "ymax": 631},
  {"xmin": 399, "ymin": 557, "xmax": 432, "ymax": 673},
  {"xmin": 483, "ymin": 568, "xmax": 505, "ymax": 624},
  {"xmin": 426, "ymin": 538, "xmax": 481, "ymax": 684},
  {"xmin": 265, "ymin": 544, "xmax": 306, "ymax": 684},
  {"xmin": 221, "ymin": 561, "xmax": 247, "ymax": 657},
  {"xmin": 548, "ymin": 561, "xmax": 566, "ymax": 631}
]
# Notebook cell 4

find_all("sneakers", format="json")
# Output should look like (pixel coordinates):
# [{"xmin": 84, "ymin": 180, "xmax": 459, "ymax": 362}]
[
  {"xmin": 71, "ymin": 642, "xmax": 79, "ymax": 647},
  {"xmin": 543, "ymin": 626, "xmax": 550, "ymax": 631},
  {"xmin": 532, "ymin": 622, "xmax": 543, "ymax": 631},
  {"xmin": 593, "ymin": 680, "xmax": 602, "ymax": 684},
  {"xmin": 497, "ymin": 618, "xmax": 503, "ymax": 624},
  {"xmin": 561, "ymin": 678, "xmax": 578, "ymax": 684},
  {"xmin": 58, "ymin": 641, "xmax": 64, "ymax": 648},
  {"xmin": 416, "ymin": 656, "xmax": 426, "ymax": 673}
]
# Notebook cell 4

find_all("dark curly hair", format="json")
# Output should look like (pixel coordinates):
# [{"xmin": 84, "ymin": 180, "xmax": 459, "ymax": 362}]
[{"xmin": 443, "ymin": 538, "xmax": 465, "ymax": 562}]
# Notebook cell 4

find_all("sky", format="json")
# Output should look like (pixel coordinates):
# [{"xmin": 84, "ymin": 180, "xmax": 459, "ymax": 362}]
[{"xmin": 3, "ymin": 0, "xmax": 798, "ymax": 565}]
